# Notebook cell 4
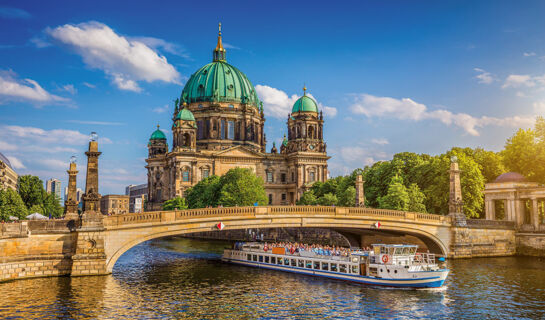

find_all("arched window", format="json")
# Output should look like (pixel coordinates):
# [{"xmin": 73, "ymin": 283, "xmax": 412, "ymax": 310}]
[
  {"xmin": 308, "ymin": 126, "xmax": 315, "ymax": 139},
  {"xmin": 183, "ymin": 133, "xmax": 191, "ymax": 147},
  {"xmin": 201, "ymin": 166, "xmax": 210, "ymax": 180},
  {"xmin": 182, "ymin": 167, "xmax": 191, "ymax": 182}
]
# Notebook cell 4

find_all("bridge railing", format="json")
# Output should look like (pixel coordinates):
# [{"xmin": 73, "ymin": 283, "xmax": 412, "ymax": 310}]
[{"xmin": 103, "ymin": 206, "xmax": 449, "ymax": 227}]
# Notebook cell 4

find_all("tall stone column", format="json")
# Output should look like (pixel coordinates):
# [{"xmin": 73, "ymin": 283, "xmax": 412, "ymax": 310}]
[
  {"xmin": 355, "ymin": 174, "xmax": 365, "ymax": 207},
  {"xmin": 81, "ymin": 132, "xmax": 103, "ymax": 229},
  {"xmin": 448, "ymin": 156, "xmax": 466, "ymax": 226},
  {"xmin": 485, "ymin": 198, "xmax": 495, "ymax": 220},
  {"xmin": 64, "ymin": 156, "xmax": 79, "ymax": 220}
]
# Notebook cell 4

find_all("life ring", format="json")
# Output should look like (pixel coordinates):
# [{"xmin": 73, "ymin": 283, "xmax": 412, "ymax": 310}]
[
  {"xmin": 263, "ymin": 245, "xmax": 268, "ymax": 251},
  {"xmin": 381, "ymin": 254, "xmax": 389, "ymax": 263},
  {"xmin": 290, "ymin": 247, "xmax": 295, "ymax": 254}
]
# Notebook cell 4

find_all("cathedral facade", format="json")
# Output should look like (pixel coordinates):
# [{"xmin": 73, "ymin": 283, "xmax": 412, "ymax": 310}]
[{"xmin": 146, "ymin": 26, "xmax": 330, "ymax": 210}]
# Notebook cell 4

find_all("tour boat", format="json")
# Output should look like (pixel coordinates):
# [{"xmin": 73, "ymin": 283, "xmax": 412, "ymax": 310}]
[{"xmin": 222, "ymin": 243, "xmax": 449, "ymax": 288}]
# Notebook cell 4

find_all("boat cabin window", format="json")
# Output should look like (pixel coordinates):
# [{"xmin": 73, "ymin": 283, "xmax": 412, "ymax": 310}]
[
  {"xmin": 339, "ymin": 264, "xmax": 347, "ymax": 273},
  {"xmin": 277, "ymin": 257, "xmax": 282, "ymax": 265},
  {"xmin": 298, "ymin": 260, "xmax": 304, "ymax": 268},
  {"xmin": 314, "ymin": 261, "xmax": 320, "ymax": 269},
  {"xmin": 271, "ymin": 257, "xmax": 276, "ymax": 264},
  {"xmin": 306, "ymin": 261, "xmax": 312, "ymax": 268},
  {"xmin": 259, "ymin": 255, "xmax": 263, "ymax": 263},
  {"xmin": 247, "ymin": 254, "xmax": 251, "ymax": 260},
  {"xmin": 291, "ymin": 259, "xmax": 296, "ymax": 267},
  {"xmin": 351, "ymin": 265, "xmax": 358, "ymax": 274},
  {"xmin": 330, "ymin": 263, "xmax": 337, "ymax": 272},
  {"xmin": 265, "ymin": 256, "xmax": 269, "ymax": 263},
  {"xmin": 284, "ymin": 258, "xmax": 289, "ymax": 265},
  {"xmin": 253, "ymin": 255, "xmax": 257, "ymax": 262},
  {"xmin": 321, "ymin": 262, "xmax": 329, "ymax": 271}
]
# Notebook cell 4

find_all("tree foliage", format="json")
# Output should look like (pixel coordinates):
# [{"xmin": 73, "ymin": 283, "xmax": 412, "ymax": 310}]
[
  {"xmin": 162, "ymin": 196, "xmax": 188, "ymax": 210},
  {"xmin": 378, "ymin": 175, "xmax": 410, "ymax": 211},
  {"xmin": 185, "ymin": 168, "xmax": 267, "ymax": 208},
  {"xmin": 17, "ymin": 175, "xmax": 45, "ymax": 209},
  {"xmin": 0, "ymin": 188, "xmax": 28, "ymax": 221}
]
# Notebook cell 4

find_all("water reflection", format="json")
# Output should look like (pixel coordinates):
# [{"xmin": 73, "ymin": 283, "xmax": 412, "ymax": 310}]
[{"xmin": 0, "ymin": 237, "xmax": 544, "ymax": 319}]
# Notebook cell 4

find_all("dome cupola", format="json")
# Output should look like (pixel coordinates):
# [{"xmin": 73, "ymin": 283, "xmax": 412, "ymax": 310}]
[
  {"xmin": 150, "ymin": 125, "xmax": 167, "ymax": 140},
  {"xmin": 292, "ymin": 87, "xmax": 318, "ymax": 113},
  {"xmin": 176, "ymin": 106, "xmax": 196, "ymax": 122}
]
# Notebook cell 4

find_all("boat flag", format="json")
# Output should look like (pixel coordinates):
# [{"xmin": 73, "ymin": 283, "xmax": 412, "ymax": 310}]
[
  {"xmin": 217, "ymin": 222, "xmax": 225, "ymax": 230},
  {"xmin": 373, "ymin": 222, "xmax": 381, "ymax": 228}
]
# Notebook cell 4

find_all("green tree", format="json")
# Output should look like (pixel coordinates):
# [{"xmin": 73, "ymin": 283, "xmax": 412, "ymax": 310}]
[
  {"xmin": 185, "ymin": 176, "xmax": 221, "ymax": 208},
  {"xmin": 503, "ymin": 118, "xmax": 545, "ymax": 183},
  {"xmin": 318, "ymin": 193, "xmax": 338, "ymax": 206},
  {"xmin": 297, "ymin": 191, "xmax": 317, "ymax": 205},
  {"xmin": 378, "ymin": 175, "xmax": 409, "ymax": 211},
  {"xmin": 472, "ymin": 148, "xmax": 506, "ymax": 183},
  {"xmin": 407, "ymin": 183, "xmax": 426, "ymax": 213},
  {"xmin": 162, "ymin": 196, "xmax": 188, "ymax": 210},
  {"xmin": 337, "ymin": 186, "xmax": 356, "ymax": 207},
  {"xmin": 218, "ymin": 168, "xmax": 268, "ymax": 207},
  {"xmin": 17, "ymin": 175, "xmax": 45, "ymax": 209},
  {"xmin": 0, "ymin": 188, "xmax": 28, "ymax": 221},
  {"xmin": 42, "ymin": 192, "xmax": 63, "ymax": 218}
]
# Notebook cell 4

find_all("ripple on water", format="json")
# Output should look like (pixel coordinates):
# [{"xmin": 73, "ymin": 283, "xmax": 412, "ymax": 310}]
[{"xmin": 0, "ymin": 238, "xmax": 544, "ymax": 319}]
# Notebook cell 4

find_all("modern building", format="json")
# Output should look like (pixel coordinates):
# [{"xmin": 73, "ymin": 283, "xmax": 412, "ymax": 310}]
[
  {"xmin": 0, "ymin": 152, "xmax": 18, "ymax": 191},
  {"xmin": 146, "ymin": 26, "xmax": 330, "ymax": 210},
  {"xmin": 100, "ymin": 195, "xmax": 130, "ymax": 215},
  {"xmin": 46, "ymin": 178, "xmax": 62, "ymax": 201},
  {"xmin": 126, "ymin": 183, "xmax": 147, "ymax": 213}
]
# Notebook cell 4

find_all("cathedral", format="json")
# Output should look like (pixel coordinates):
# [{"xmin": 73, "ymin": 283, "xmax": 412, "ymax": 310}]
[{"xmin": 146, "ymin": 25, "xmax": 330, "ymax": 210}]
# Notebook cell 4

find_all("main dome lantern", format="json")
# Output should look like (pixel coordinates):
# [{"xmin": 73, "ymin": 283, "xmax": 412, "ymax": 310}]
[{"xmin": 179, "ymin": 23, "xmax": 260, "ymax": 107}]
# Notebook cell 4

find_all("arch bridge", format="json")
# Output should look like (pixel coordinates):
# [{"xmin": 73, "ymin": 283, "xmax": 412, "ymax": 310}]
[{"xmin": 96, "ymin": 206, "xmax": 452, "ymax": 273}]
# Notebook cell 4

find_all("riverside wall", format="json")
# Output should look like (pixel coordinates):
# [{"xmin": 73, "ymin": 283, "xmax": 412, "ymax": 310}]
[{"xmin": 449, "ymin": 220, "xmax": 517, "ymax": 258}]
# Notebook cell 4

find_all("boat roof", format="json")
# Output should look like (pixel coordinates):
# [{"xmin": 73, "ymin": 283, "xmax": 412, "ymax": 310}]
[{"xmin": 372, "ymin": 244, "xmax": 418, "ymax": 248}]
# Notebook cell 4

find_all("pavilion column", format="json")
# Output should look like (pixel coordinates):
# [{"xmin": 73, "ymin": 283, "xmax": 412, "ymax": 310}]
[
  {"xmin": 485, "ymin": 199, "xmax": 495, "ymax": 220},
  {"xmin": 532, "ymin": 198, "xmax": 540, "ymax": 229},
  {"xmin": 515, "ymin": 199, "xmax": 525, "ymax": 227},
  {"xmin": 506, "ymin": 199, "xmax": 515, "ymax": 222}
]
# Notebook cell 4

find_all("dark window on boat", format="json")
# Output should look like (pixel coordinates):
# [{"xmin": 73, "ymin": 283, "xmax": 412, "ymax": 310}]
[
  {"xmin": 306, "ymin": 261, "xmax": 312, "ymax": 268},
  {"xmin": 265, "ymin": 256, "xmax": 269, "ymax": 263},
  {"xmin": 253, "ymin": 255, "xmax": 257, "ymax": 262},
  {"xmin": 247, "ymin": 254, "xmax": 251, "ymax": 260},
  {"xmin": 331, "ymin": 263, "xmax": 337, "ymax": 272},
  {"xmin": 380, "ymin": 269, "xmax": 383, "ymax": 272},
  {"xmin": 284, "ymin": 258, "xmax": 289, "ymax": 265},
  {"xmin": 291, "ymin": 259, "xmax": 296, "ymax": 267},
  {"xmin": 394, "ymin": 270, "xmax": 397, "ymax": 273},
  {"xmin": 259, "ymin": 255, "xmax": 263, "ymax": 263},
  {"xmin": 277, "ymin": 257, "xmax": 282, "ymax": 265},
  {"xmin": 322, "ymin": 262, "xmax": 329, "ymax": 271},
  {"xmin": 352, "ymin": 266, "xmax": 358, "ymax": 274},
  {"xmin": 314, "ymin": 261, "xmax": 320, "ymax": 269},
  {"xmin": 271, "ymin": 257, "xmax": 276, "ymax": 264},
  {"xmin": 340, "ymin": 264, "xmax": 347, "ymax": 273},
  {"xmin": 298, "ymin": 260, "xmax": 304, "ymax": 268}
]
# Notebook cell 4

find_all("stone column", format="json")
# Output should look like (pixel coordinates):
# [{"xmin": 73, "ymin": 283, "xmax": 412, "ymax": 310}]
[
  {"xmin": 355, "ymin": 174, "xmax": 365, "ymax": 207},
  {"xmin": 64, "ymin": 159, "xmax": 79, "ymax": 220},
  {"xmin": 448, "ymin": 157, "xmax": 463, "ymax": 214},
  {"xmin": 485, "ymin": 199, "xmax": 495, "ymax": 220},
  {"xmin": 515, "ymin": 199, "xmax": 525, "ymax": 227},
  {"xmin": 81, "ymin": 133, "xmax": 103, "ymax": 229},
  {"xmin": 532, "ymin": 198, "xmax": 539, "ymax": 229}
]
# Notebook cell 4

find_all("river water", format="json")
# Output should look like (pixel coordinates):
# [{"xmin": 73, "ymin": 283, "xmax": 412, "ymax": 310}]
[{"xmin": 0, "ymin": 237, "xmax": 544, "ymax": 319}]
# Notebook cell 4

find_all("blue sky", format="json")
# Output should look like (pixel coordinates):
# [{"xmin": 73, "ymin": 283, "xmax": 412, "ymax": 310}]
[{"xmin": 1, "ymin": 0, "xmax": 544, "ymax": 196}]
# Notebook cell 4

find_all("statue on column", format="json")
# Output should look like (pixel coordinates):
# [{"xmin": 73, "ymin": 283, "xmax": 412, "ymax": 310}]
[
  {"xmin": 64, "ymin": 155, "xmax": 79, "ymax": 220},
  {"xmin": 81, "ymin": 132, "xmax": 104, "ymax": 229}
]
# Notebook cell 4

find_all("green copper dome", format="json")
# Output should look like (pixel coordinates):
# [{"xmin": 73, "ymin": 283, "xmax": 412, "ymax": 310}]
[
  {"xmin": 150, "ymin": 127, "xmax": 166, "ymax": 140},
  {"xmin": 176, "ymin": 108, "xmax": 195, "ymax": 121},
  {"xmin": 180, "ymin": 61, "xmax": 259, "ymax": 106},
  {"xmin": 292, "ymin": 95, "xmax": 318, "ymax": 113}
]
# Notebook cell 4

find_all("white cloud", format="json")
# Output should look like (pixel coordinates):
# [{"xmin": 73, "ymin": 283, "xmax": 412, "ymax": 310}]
[
  {"xmin": 6, "ymin": 156, "xmax": 25, "ymax": 169},
  {"xmin": 371, "ymin": 138, "xmax": 389, "ymax": 145},
  {"xmin": 524, "ymin": 52, "xmax": 536, "ymax": 57},
  {"xmin": 223, "ymin": 42, "xmax": 240, "ymax": 50},
  {"xmin": 61, "ymin": 84, "xmax": 77, "ymax": 95},
  {"xmin": 473, "ymin": 68, "xmax": 495, "ymax": 84},
  {"xmin": 152, "ymin": 104, "xmax": 170, "ymax": 113},
  {"xmin": 83, "ymin": 82, "xmax": 96, "ymax": 88},
  {"xmin": 0, "ymin": 7, "xmax": 31, "ymax": 19},
  {"xmin": 0, "ymin": 140, "xmax": 17, "ymax": 151},
  {"xmin": 1, "ymin": 125, "xmax": 112, "ymax": 145},
  {"xmin": 255, "ymin": 84, "xmax": 338, "ymax": 119},
  {"xmin": 67, "ymin": 120, "xmax": 125, "ymax": 126},
  {"xmin": 534, "ymin": 101, "xmax": 545, "ymax": 114},
  {"xmin": 350, "ymin": 93, "xmax": 535, "ymax": 136},
  {"xmin": 47, "ymin": 21, "xmax": 181, "ymax": 91},
  {"xmin": 0, "ymin": 70, "xmax": 69, "ymax": 105},
  {"xmin": 502, "ymin": 74, "xmax": 545, "ymax": 89},
  {"xmin": 39, "ymin": 158, "xmax": 67, "ymax": 170},
  {"xmin": 131, "ymin": 36, "xmax": 190, "ymax": 59}
]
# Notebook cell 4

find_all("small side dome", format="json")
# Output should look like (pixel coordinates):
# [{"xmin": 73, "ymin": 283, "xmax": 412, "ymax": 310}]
[
  {"xmin": 176, "ymin": 108, "xmax": 196, "ymax": 121},
  {"xmin": 150, "ymin": 125, "xmax": 167, "ymax": 140},
  {"xmin": 494, "ymin": 172, "xmax": 527, "ymax": 183},
  {"xmin": 292, "ymin": 87, "xmax": 318, "ymax": 113}
]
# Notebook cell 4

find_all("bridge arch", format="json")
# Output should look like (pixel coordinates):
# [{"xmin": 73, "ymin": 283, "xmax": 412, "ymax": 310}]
[{"xmin": 103, "ymin": 207, "xmax": 452, "ymax": 272}]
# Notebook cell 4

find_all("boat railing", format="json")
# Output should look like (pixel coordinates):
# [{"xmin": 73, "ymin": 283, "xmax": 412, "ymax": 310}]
[
  {"xmin": 238, "ymin": 247, "xmax": 353, "ymax": 262},
  {"xmin": 413, "ymin": 253, "xmax": 436, "ymax": 265}
]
